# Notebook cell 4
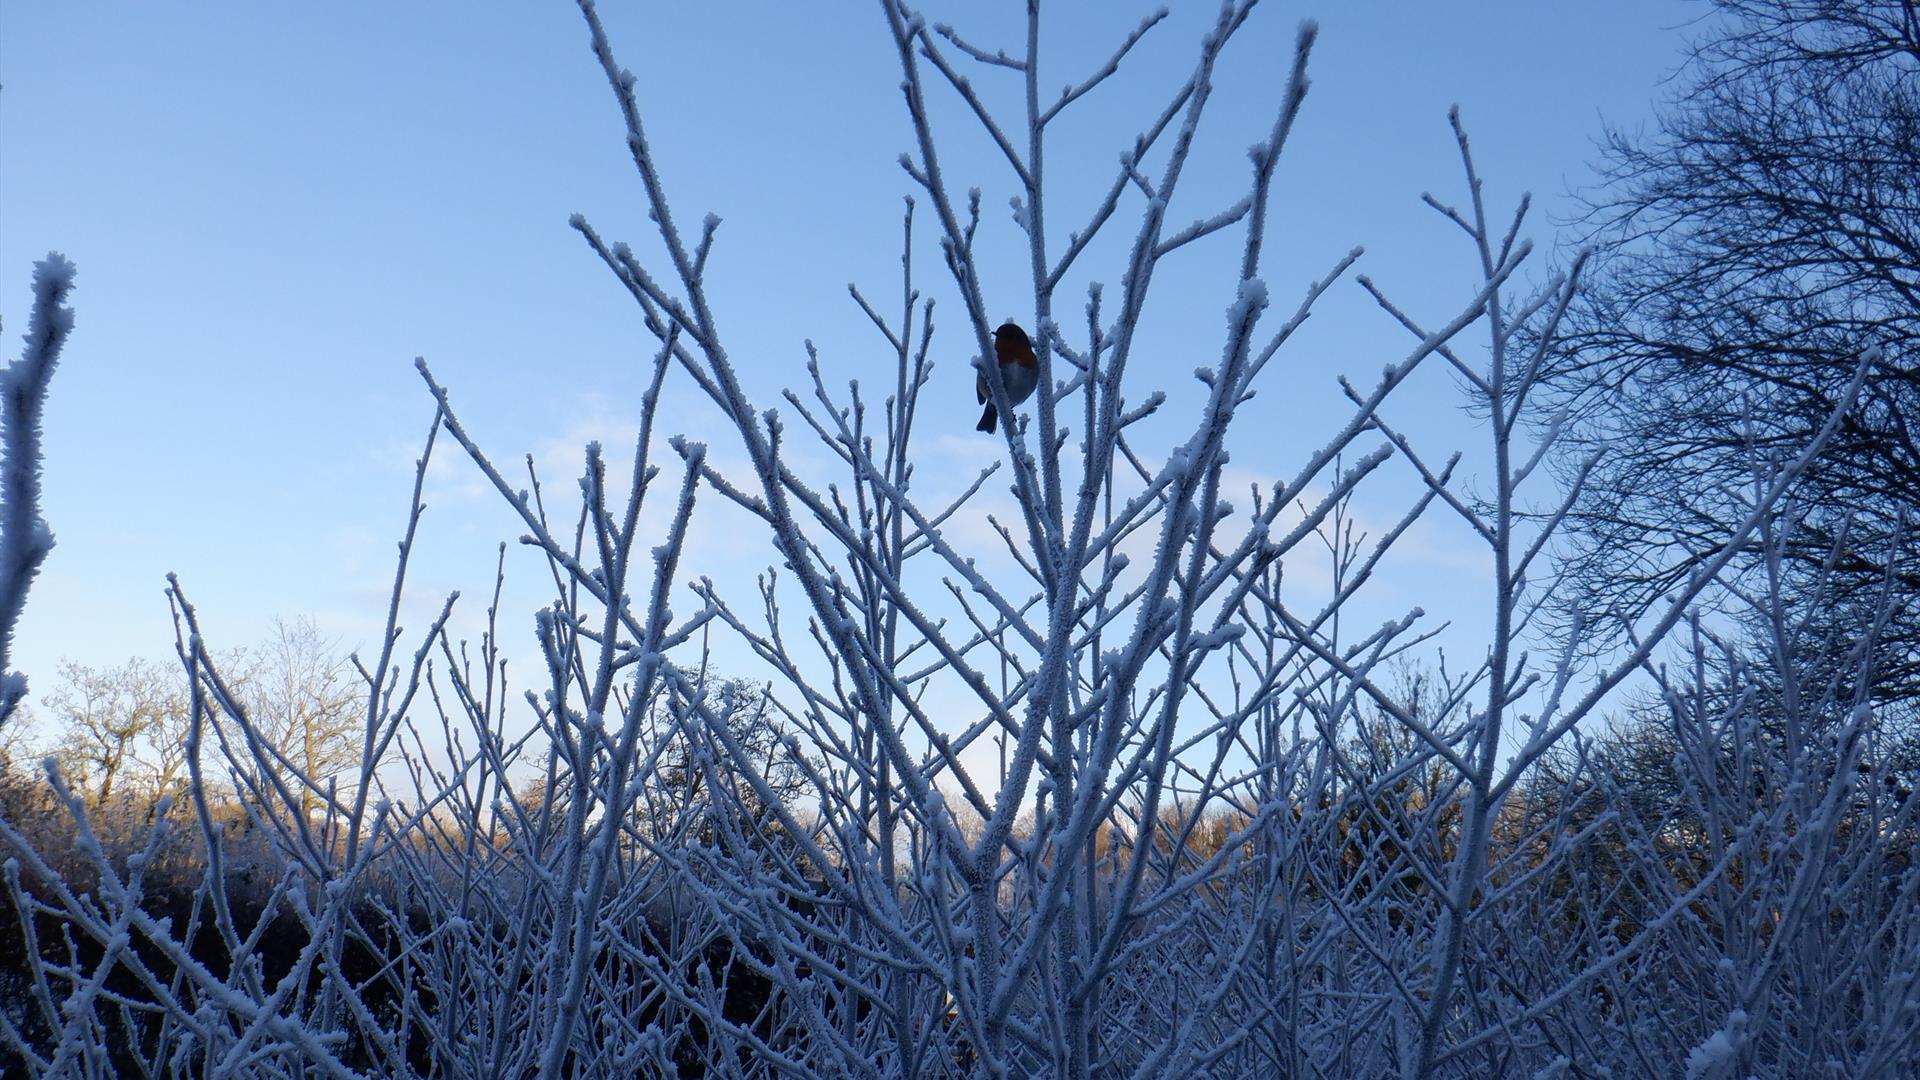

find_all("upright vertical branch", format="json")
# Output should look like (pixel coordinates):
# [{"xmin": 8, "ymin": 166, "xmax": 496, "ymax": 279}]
[{"xmin": 0, "ymin": 254, "xmax": 76, "ymax": 726}]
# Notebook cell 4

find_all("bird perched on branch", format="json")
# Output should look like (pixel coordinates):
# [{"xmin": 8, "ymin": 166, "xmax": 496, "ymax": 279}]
[{"xmin": 976, "ymin": 321, "xmax": 1037, "ymax": 434}]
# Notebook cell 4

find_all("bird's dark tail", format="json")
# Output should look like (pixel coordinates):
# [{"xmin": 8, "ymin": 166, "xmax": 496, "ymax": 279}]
[{"xmin": 976, "ymin": 404, "xmax": 997, "ymax": 433}]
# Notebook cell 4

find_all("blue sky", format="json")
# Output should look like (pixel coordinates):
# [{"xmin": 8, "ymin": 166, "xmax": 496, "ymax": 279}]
[{"xmin": 2, "ymin": 2, "xmax": 1688, "ymax": 732}]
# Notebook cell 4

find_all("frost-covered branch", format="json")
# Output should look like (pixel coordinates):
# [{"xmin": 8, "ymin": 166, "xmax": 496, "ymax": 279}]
[{"xmin": 0, "ymin": 254, "xmax": 76, "ymax": 726}]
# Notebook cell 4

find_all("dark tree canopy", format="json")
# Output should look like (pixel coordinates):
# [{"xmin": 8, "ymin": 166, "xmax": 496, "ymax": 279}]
[{"xmin": 1552, "ymin": 0, "xmax": 1920, "ymax": 698}]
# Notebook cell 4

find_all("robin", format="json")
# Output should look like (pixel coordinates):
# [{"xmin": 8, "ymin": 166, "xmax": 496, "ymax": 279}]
[{"xmin": 976, "ymin": 321, "xmax": 1038, "ymax": 433}]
